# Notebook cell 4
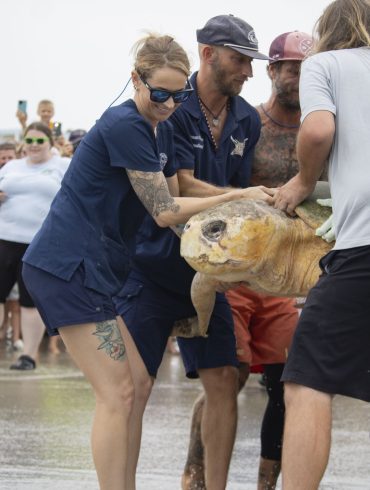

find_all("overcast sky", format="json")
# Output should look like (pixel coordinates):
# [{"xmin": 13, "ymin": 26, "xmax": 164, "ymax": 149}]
[{"xmin": 1, "ymin": 0, "xmax": 333, "ymax": 134}]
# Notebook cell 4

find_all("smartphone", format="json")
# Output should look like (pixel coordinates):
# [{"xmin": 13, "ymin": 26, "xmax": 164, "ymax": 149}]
[
  {"xmin": 53, "ymin": 122, "xmax": 62, "ymax": 137},
  {"xmin": 18, "ymin": 100, "xmax": 27, "ymax": 114}
]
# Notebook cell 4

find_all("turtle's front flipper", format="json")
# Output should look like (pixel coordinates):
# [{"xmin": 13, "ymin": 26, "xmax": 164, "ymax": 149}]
[
  {"xmin": 171, "ymin": 273, "xmax": 216, "ymax": 338},
  {"xmin": 190, "ymin": 272, "xmax": 216, "ymax": 337}
]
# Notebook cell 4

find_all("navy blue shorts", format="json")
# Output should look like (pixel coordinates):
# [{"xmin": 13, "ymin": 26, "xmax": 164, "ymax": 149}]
[
  {"xmin": 113, "ymin": 270, "xmax": 238, "ymax": 378},
  {"xmin": 22, "ymin": 263, "xmax": 116, "ymax": 336},
  {"xmin": 282, "ymin": 246, "xmax": 370, "ymax": 402}
]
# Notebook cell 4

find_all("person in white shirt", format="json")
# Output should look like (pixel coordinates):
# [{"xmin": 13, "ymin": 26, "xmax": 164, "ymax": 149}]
[{"xmin": 0, "ymin": 121, "xmax": 70, "ymax": 370}]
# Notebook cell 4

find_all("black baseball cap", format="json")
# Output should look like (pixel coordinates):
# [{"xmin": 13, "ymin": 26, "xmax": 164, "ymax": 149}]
[{"xmin": 196, "ymin": 14, "xmax": 270, "ymax": 60}]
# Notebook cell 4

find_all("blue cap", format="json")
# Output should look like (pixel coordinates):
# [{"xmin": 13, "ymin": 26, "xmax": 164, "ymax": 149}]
[{"xmin": 196, "ymin": 14, "xmax": 270, "ymax": 60}]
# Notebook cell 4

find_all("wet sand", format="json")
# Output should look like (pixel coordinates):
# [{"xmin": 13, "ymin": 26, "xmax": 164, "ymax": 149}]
[{"xmin": 0, "ymin": 340, "xmax": 369, "ymax": 489}]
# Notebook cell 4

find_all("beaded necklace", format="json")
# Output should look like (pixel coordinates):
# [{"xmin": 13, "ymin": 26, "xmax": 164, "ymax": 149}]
[
  {"xmin": 198, "ymin": 96, "xmax": 227, "ymax": 127},
  {"xmin": 198, "ymin": 96, "xmax": 229, "ymax": 149},
  {"xmin": 260, "ymin": 103, "xmax": 300, "ymax": 129}
]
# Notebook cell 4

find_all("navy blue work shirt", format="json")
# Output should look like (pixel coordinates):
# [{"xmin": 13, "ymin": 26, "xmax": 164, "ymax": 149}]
[
  {"xmin": 23, "ymin": 99, "xmax": 177, "ymax": 296},
  {"xmin": 132, "ymin": 72, "xmax": 261, "ymax": 294}
]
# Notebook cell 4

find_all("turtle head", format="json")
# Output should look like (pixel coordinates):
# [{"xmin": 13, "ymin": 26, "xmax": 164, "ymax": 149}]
[{"xmin": 180, "ymin": 199, "xmax": 279, "ymax": 276}]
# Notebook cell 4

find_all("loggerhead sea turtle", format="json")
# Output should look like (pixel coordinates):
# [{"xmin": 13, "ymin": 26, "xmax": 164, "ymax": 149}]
[{"xmin": 172, "ymin": 183, "xmax": 334, "ymax": 338}]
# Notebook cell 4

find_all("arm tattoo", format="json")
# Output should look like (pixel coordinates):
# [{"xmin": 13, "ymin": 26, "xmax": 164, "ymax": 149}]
[
  {"xmin": 93, "ymin": 320, "xmax": 126, "ymax": 361},
  {"xmin": 127, "ymin": 170, "xmax": 180, "ymax": 217}
]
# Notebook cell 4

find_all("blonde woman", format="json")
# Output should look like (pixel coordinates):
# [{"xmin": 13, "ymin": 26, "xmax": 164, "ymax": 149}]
[{"xmin": 23, "ymin": 34, "xmax": 272, "ymax": 489}]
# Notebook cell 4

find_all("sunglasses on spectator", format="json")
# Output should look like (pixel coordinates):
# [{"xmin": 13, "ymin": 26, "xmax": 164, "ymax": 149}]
[
  {"xmin": 139, "ymin": 75, "xmax": 193, "ymax": 103},
  {"xmin": 24, "ymin": 137, "xmax": 49, "ymax": 145}
]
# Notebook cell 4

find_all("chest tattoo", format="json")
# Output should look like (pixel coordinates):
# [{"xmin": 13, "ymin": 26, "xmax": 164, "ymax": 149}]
[{"xmin": 251, "ymin": 121, "xmax": 299, "ymax": 187}]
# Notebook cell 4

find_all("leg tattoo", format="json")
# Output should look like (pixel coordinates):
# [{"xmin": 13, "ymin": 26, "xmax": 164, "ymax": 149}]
[{"xmin": 93, "ymin": 320, "xmax": 126, "ymax": 361}]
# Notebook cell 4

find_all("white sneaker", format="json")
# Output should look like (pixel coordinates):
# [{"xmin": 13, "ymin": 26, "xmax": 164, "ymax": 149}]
[{"xmin": 13, "ymin": 339, "xmax": 24, "ymax": 351}]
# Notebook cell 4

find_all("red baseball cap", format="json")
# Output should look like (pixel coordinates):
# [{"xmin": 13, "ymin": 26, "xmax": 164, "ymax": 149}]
[{"xmin": 269, "ymin": 31, "xmax": 313, "ymax": 64}]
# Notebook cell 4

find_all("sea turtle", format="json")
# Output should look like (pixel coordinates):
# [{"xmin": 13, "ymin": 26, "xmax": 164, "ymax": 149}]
[{"xmin": 172, "ymin": 183, "xmax": 334, "ymax": 337}]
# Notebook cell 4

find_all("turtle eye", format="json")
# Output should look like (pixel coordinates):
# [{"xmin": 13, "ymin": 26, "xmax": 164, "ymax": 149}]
[{"xmin": 202, "ymin": 220, "xmax": 226, "ymax": 241}]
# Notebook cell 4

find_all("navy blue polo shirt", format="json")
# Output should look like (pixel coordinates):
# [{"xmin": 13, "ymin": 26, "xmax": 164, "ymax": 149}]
[
  {"xmin": 23, "ymin": 99, "xmax": 177, "ymax": 296},
  {"xmin": 132, "ymin": 72, "xmax": 261, "ymax": 294}
]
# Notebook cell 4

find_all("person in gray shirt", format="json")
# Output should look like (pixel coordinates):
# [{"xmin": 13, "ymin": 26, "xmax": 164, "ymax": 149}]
[{"xmin": 273, "ymin": 1, "xmax": 370, "ymax": 488}]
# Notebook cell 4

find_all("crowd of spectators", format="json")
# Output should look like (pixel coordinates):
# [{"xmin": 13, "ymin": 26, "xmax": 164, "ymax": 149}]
[{"xmin": 0, "ymin": 99, "xmax": 86, "ymax": 367}]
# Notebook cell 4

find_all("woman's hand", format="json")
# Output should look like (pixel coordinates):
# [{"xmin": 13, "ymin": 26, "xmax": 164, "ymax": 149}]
[
  {"xmin": 244, "ymin": 185, "xmax": 276, "ymax": 202},
  {"xmin": 16, "ymin": 109, "xmax": 27, "ymax": 129},
  {"xmin": 0, "ymin": 191, "xmax": 7, "ymax": 202},
  {"xmin": 229, "ymin": 185, "xmax": 277, "ymax": 203}
]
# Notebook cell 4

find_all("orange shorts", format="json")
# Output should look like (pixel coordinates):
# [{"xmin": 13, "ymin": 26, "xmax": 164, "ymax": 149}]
[{"xmin": 225, "ymin": 285, "xmax": 298, "ymax": 367}]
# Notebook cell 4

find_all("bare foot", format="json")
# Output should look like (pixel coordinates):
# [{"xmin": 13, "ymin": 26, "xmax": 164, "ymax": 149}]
[
  {"xmin": 166, "ymin": 337, "xmax": 180, "ymax": 355},
  {"xmin": 48, "ymin": 336, "xmax": 61, "ymax": 354}
]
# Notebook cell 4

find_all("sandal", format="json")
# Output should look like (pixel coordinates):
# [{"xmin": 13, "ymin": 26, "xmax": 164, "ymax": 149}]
[{"xmin": 10, "ymin": 355, "xmax": 36, "ymax": 371}]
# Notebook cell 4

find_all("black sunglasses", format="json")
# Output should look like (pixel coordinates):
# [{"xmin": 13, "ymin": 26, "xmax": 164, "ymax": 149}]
[{"xmin": 139, "ymin": 75, "xmax": 193, "ymax": 103}]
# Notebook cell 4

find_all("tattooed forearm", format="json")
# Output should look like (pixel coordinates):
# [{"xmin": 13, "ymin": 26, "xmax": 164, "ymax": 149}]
[
  {"xmin": 93, "ymin": 320, "xmax": 126, "ymax": 361},
  {"xmin": 127, "ymin": 170, "xmax": 180, "ymax": 217}
]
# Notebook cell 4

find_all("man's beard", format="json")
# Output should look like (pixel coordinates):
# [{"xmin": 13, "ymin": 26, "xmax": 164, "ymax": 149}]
[
  {"xmin": 275, "ymin": 82, "xmax": 300, "ymax": 111},
  {"xmin": 212, "ymin": 62, "xmax": 242, "ymax": 97}
]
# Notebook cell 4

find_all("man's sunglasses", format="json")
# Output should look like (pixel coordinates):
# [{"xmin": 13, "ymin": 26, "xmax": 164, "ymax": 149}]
[
  {"xmin": 24, "ymin": 137, "xmax": 49, "ymax": 145},
  {"xmin": 139, "ymin": 75, "xmax": 193, "ymax": 103}
]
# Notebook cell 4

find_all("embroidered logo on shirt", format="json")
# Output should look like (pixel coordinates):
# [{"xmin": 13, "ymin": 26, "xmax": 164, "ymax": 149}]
[
  {"xmin": 159, "ymin": 153, "xmax": 168, "ymax": 170},
  {"xmin": 230, "ymin": 136, "xmax": 248, "ymax": 157},
  {"xmin": 191, "ymin": 135, "xmax": 204, "ymax": 150}
]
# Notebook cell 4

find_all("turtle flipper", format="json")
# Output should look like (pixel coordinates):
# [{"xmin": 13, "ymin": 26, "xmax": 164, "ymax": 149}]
[
  {"xmin": 295, "ymin": 182, "xmax": 332, "ymax": 230},
  {"xmin": 171, "ymin": 273, "xmax": 216, "ymax": 338},
  {"xmin": 189, "ymin": 272, "xmax": 215, "ymax": 337},
  {"xmin": 295, "ymin": 199, "xmax": 332, "ymax": 230}
]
